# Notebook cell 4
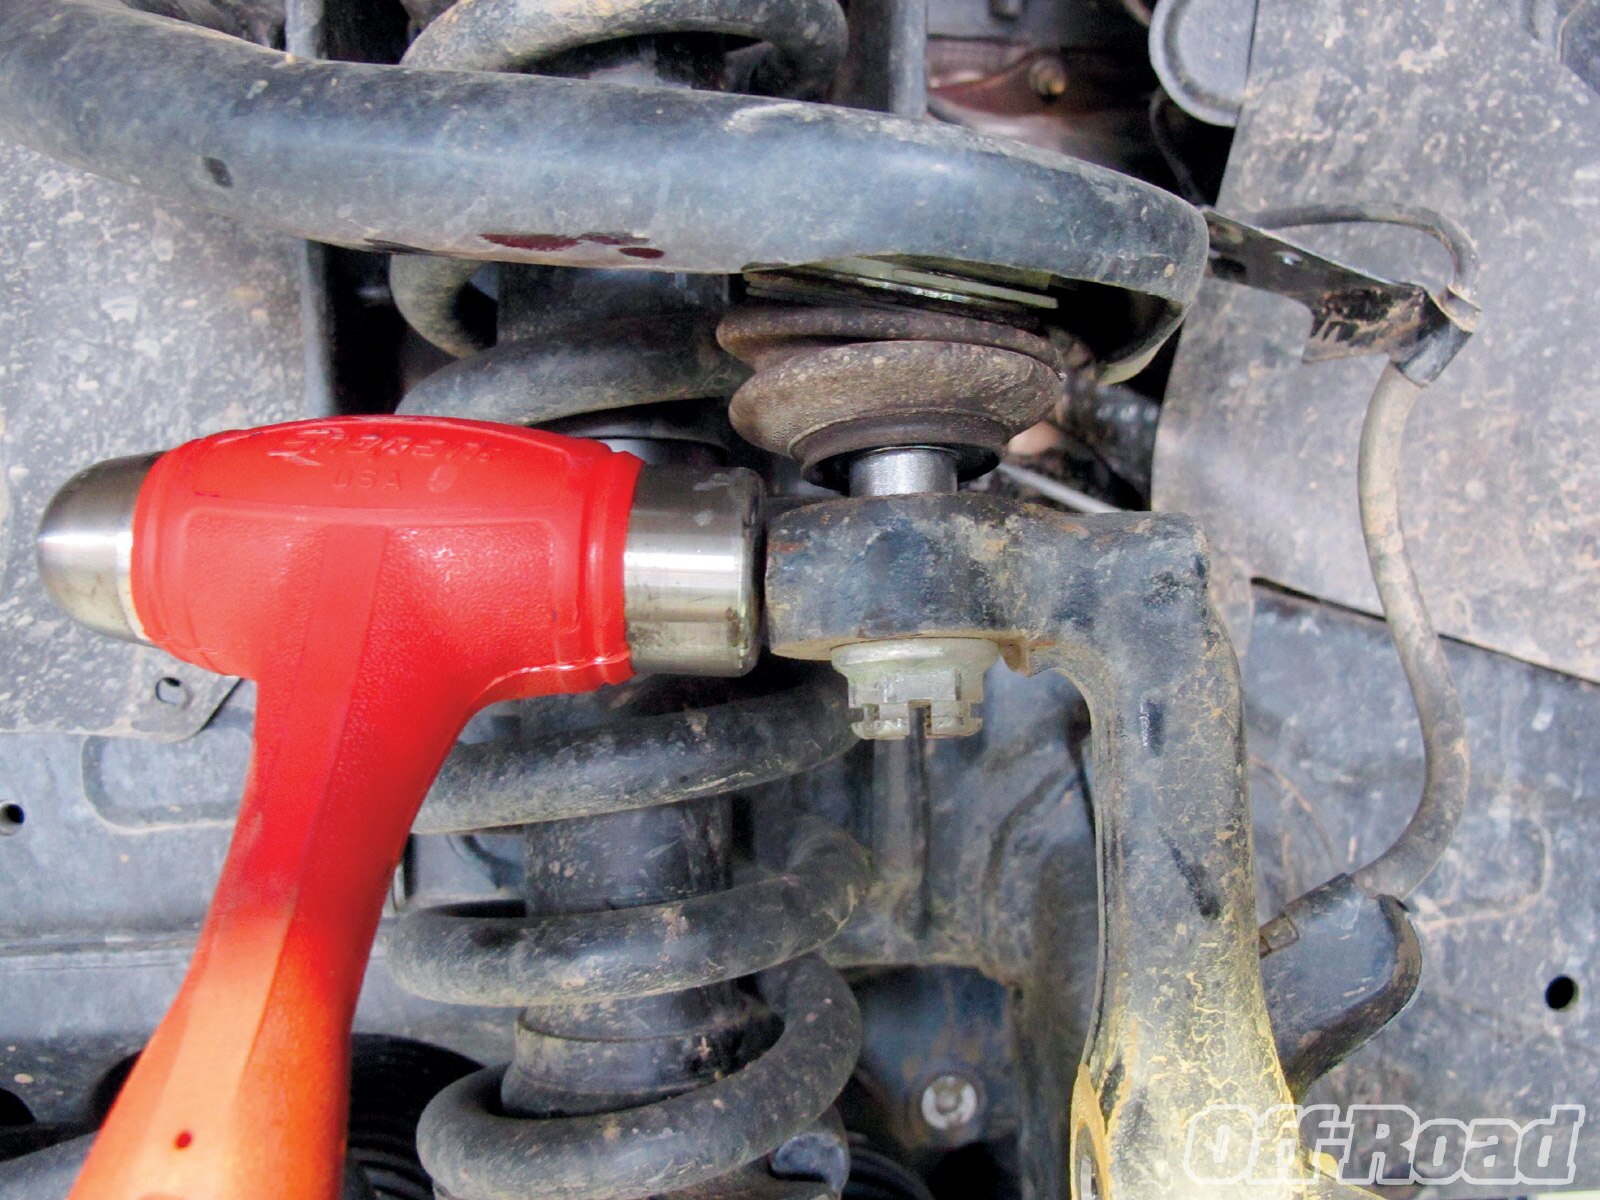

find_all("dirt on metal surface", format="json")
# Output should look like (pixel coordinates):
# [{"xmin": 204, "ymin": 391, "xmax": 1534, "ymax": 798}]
[{"xmin": 1154, "ymin": 0, "xmax": 1600, "ymax": 684}]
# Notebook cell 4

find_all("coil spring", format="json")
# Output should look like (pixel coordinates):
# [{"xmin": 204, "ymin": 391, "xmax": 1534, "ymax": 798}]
[
  {"xmin": 390, "ymin": 677, "xmax": 869, "ymax": 1199},
  {"xmin": 383, "ymin": 4, "xmax": 870, "ymax": 1198}
]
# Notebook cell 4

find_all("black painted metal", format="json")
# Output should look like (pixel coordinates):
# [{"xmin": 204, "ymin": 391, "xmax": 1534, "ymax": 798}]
[
  {"xmin": 386, "ymin": 0, "xmax": 837, "ymax": 362},
  {"xmin": 414, "ymin": 676, "xmax": 855, "ymax": 835},
  {"xmin": 399, "ymin": 0, "xmax": 848, "ymax": 97},
  {"xmin": 504, "ymin": 792, "xmax": 750, "ymax": 1120},
  {"xmin": 0, "ymin": 0, "xmax": 1207, "ymax": 376},
  {"xmin": 396, "ymin": 679, "xmax": 869, "ymax": 1193},
  {"xmin": 395, "ymin": 311, "xmax": 748, "ymax": 426},
  {"xmin": 390, "ymin": 813, "xmax": 868, "ymax": 1008},
  {"xmin": 417, "ymin": 958, "xmax": 860, "ymax": 1200},
  {"xmin": 1258, "ymin": 874, "xmax": 1423, "ymax": 1098},
  {"xmin": 1203, "ymin": 210, "xmax": 1475, "ymax": 384}
]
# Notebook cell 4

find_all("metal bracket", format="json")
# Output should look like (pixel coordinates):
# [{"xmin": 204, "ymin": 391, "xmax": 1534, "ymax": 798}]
[
  {"xmin": 767, "ymin": 494, "xmax": 1380, "ymax": 1199},
  {"xmin": 1259, "ymin": 874, "xmax": 1423, "ymax": 1099},
  {"xmin": 1204, "ymin": 209, "xmax": 1478, "ymax": 383}
]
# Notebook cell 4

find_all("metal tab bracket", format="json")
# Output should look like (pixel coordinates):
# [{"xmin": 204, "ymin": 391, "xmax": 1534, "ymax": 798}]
[{"xmin": 1204, "ymin": 209, "xmax": 1478, "ymax": 383}]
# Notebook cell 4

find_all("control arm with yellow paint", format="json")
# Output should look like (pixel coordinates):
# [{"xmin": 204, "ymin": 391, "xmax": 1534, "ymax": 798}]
[{"xmin": 764, "ymin": 492, "xmax": 1382, "ymax": 1200}]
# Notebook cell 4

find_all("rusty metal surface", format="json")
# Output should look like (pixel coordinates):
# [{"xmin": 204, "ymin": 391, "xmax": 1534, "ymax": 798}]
[
  {"xmin": 0, "ymin": 140, "xmax": 318, "ymax": 738},
  {"xmin": 926, "ymin": 44, "xmax": 1160, "ymax": 174},
  {"xmin": 720, "ymin": 304, "xmax": 1064, "ymax": 480},
  {"xmin": 1152, "ymin": 0, "xmax": 1600, "ymax": 684},
  {"xmin": 1202, "ymin": 210, "xmax": 1475, "ymax": 382}
]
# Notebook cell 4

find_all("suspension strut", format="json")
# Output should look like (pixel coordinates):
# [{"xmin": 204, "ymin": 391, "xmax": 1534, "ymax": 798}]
[
  {"xmin": 384, "ymin": 4, "xmax": 873, "ymax": 1198},
  {"xmin": 384, "ymin": 11, "xmax": 1087, "ymax": 1196},
  {"xmin": 393, "ymin": 299, "xmax": 1067, "ymax": 1197}
]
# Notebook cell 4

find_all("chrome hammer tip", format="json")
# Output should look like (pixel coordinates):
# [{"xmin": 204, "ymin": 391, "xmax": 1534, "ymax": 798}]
[
  {"xmin": 624, "ymin": 466, "xmax": 764, "ymax": 678},
  {"xmin": 36, "ymin": 453, "xmax": 159, "ymax": 643}
]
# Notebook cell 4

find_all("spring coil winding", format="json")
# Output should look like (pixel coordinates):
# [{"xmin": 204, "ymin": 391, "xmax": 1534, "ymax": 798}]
[
  {"xmin": 391, "ymin": 676, "xmax": 869, "ymax": 1199},
  {"xmin": 384, "ymin": 3, "xmax": 870, "ymax": 1198}
]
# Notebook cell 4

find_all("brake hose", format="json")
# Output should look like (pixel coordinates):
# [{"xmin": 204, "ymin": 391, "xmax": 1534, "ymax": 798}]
[{"xmin": 1259, "ymin": 204, "xmax": 1479, "ymax": 901}]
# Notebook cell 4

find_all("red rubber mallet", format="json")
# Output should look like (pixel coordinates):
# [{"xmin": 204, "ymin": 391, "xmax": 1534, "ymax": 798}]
[{"xmin": 35, "ymin": 416, "xmax": 761, "ymax": 1200}]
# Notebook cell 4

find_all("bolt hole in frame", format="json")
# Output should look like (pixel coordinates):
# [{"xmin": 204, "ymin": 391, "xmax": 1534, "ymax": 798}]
[
  {"xmin": 0, "ymin": 802, "xmax": 24, "ymax": 834},
  {"xmin": 1547, "ymin": 975, "xmax": 1579, "ymax": 1011}
]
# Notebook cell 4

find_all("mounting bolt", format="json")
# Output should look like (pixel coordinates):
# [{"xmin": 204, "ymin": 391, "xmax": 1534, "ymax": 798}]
[
  {"xmin": 1028, "ymin": 56, "xmax": 1069, "ymax": 99},
  {"xmin": 919, "ymin": 1072, "xmax": 982, "ymax": 1134},
  {"xmin": 830, "ymin": 638, "xmax": 1000, "ymax": 740}
]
